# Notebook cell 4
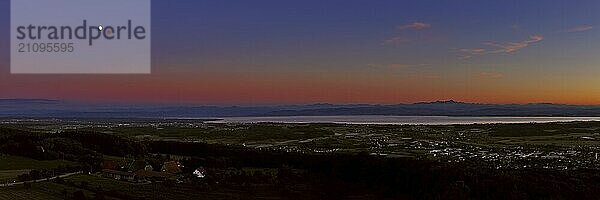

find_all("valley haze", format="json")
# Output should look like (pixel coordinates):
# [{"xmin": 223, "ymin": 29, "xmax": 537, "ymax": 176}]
[{"xmin": 3, "ymin": 99, "xmax": 600, "ymax": 118}]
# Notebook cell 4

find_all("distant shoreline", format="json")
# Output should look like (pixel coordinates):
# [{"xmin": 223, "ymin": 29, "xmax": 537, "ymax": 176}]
[{"xmin": 3, "ymin": 116, "xmax": 600, "ymax": 126}]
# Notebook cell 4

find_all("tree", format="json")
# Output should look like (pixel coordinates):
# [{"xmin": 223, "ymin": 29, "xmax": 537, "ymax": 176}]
[
  {"xmin": 80, "ymin": 181, "xmax": 89, "ymax": 189},
  {"xmin": 17, "ymin": 173, "xmax": 31, "ymax": 182},
  {"xmin": 72, "ymin": 190, "xmax": 87, "ymax": 200},
  {"xmin": 62, "ymin": 189, "xmax": 68, "ymax": 199},
  {"xmin": 30, "ymin": 169, "xmax": 41, "ymax": 180},
  {"xmin": 92, "ymin": 192, "xmax": 106, "ymax": 200}
]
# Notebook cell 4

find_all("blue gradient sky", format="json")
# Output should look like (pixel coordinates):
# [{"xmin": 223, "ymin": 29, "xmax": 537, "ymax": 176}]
[{"xmin": 0, "ymin": 0, "xmax": 599, "ymax": 105}]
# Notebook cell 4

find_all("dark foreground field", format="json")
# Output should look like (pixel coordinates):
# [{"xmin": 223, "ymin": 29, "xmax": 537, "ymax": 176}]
[{"xmin": 1, "ymin": 120, "xmax": 600, "ymax": 199}]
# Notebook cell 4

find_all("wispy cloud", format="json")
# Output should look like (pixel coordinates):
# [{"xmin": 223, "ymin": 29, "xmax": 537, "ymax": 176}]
[
  {"xmin": 456, "ymin": 48, "xmax": 486, "ymax": 60},
  {"xmin": 368, "ymin": 63, "xmax": 428, "ymax": 69},
  {"xmin": 383, "ymin": 21, "xmax": 431, "ymax": 46},
  {"xmin": 382, "ymin": 36, "xmax": 411, "ymax": 45},
  {"xmin": 458, "ymin": 48, "xmax": 486, "ymax": 54},
  {"xmin": 398, "ymin": 22, "xmax": 431, "ymax": 30},
  {"xmin": 477, "ymin": 72, "xmax": 505, "ymax": 79},
  {"xmin": 485, "ymin": 35, "xmax": 543, "ymax": 53},
  {"xmin": 562, "ymin": 25, "xmax": 593, "ymax": 33},
  {"xmin": 457, "ymin": 35, "xmax": 544, "ymax": 59}
]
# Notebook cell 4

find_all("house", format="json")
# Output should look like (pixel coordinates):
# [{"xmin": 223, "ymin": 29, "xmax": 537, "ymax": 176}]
[
  {"xmin": 102, "ymin": 160, "xmax": 118, "ymax": 170},
  {"xmin": 161, "ymin": 161, "xmax": 182, "ymax": 174},
  {"xmin": 126, "ymin": 159, "xmax": 150, "ymax": 172},
  {"xmin": 144, "ymin": 164, "xmax": 154, "ymax": 171},
  {"xmin": 193, "ymin": 167, "xmax": 206, "ymax": 178},
  {"xmin": 101, "ymin": 169, "xmax": 135, "ymax": 182}
]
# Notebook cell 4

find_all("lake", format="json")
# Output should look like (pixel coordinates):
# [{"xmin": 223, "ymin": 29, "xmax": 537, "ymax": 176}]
[{"xmin": 209, "ymin": 116, "xmax": 600, "ymax": 125}]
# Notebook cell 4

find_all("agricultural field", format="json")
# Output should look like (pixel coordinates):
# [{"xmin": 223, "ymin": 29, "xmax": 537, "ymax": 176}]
[
  {"xmin": 0, "ymin": 181, "xmax": 101, "ymax": 200},
  {"xmin": 0, "ymin": 155, "xmax": 77, "ymax": 183},
  {"xmin": 0, "ymin": 186, "xmax": 63, "ymax": 200},
  {"xmin": 0, "ymin": 155, "xmax": 76, "ymax": 170},
  {"xmin": 0, "ymin": 174, "xmax": 280, "ymax": 200}
]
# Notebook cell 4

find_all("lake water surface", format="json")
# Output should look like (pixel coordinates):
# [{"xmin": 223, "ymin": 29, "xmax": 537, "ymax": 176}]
[{"xmin": 209, "ymin": 116, "xmax": 600, "ymax": 125}]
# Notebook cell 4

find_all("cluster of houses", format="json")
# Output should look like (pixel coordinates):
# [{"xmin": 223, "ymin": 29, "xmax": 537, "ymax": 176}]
[{"xmin": 100, "ymin": 159, "xmax": 206, "ymax": 183}]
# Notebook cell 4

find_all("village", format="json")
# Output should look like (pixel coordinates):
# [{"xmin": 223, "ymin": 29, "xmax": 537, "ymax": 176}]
[{"xmin": 99, "ymin": 158, "xmax": 206, "ymax": 184}]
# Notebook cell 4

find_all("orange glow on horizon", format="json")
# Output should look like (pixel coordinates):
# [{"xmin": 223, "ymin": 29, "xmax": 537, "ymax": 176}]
[{"xmin": 1, "ymin": 70, "xmax": 599, "ymax": 105}]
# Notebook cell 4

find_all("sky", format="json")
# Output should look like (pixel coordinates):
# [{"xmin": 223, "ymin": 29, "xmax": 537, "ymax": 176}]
[{"xmin": 0, "ymin": 0, "xmax": 599, "ymax": 105}]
